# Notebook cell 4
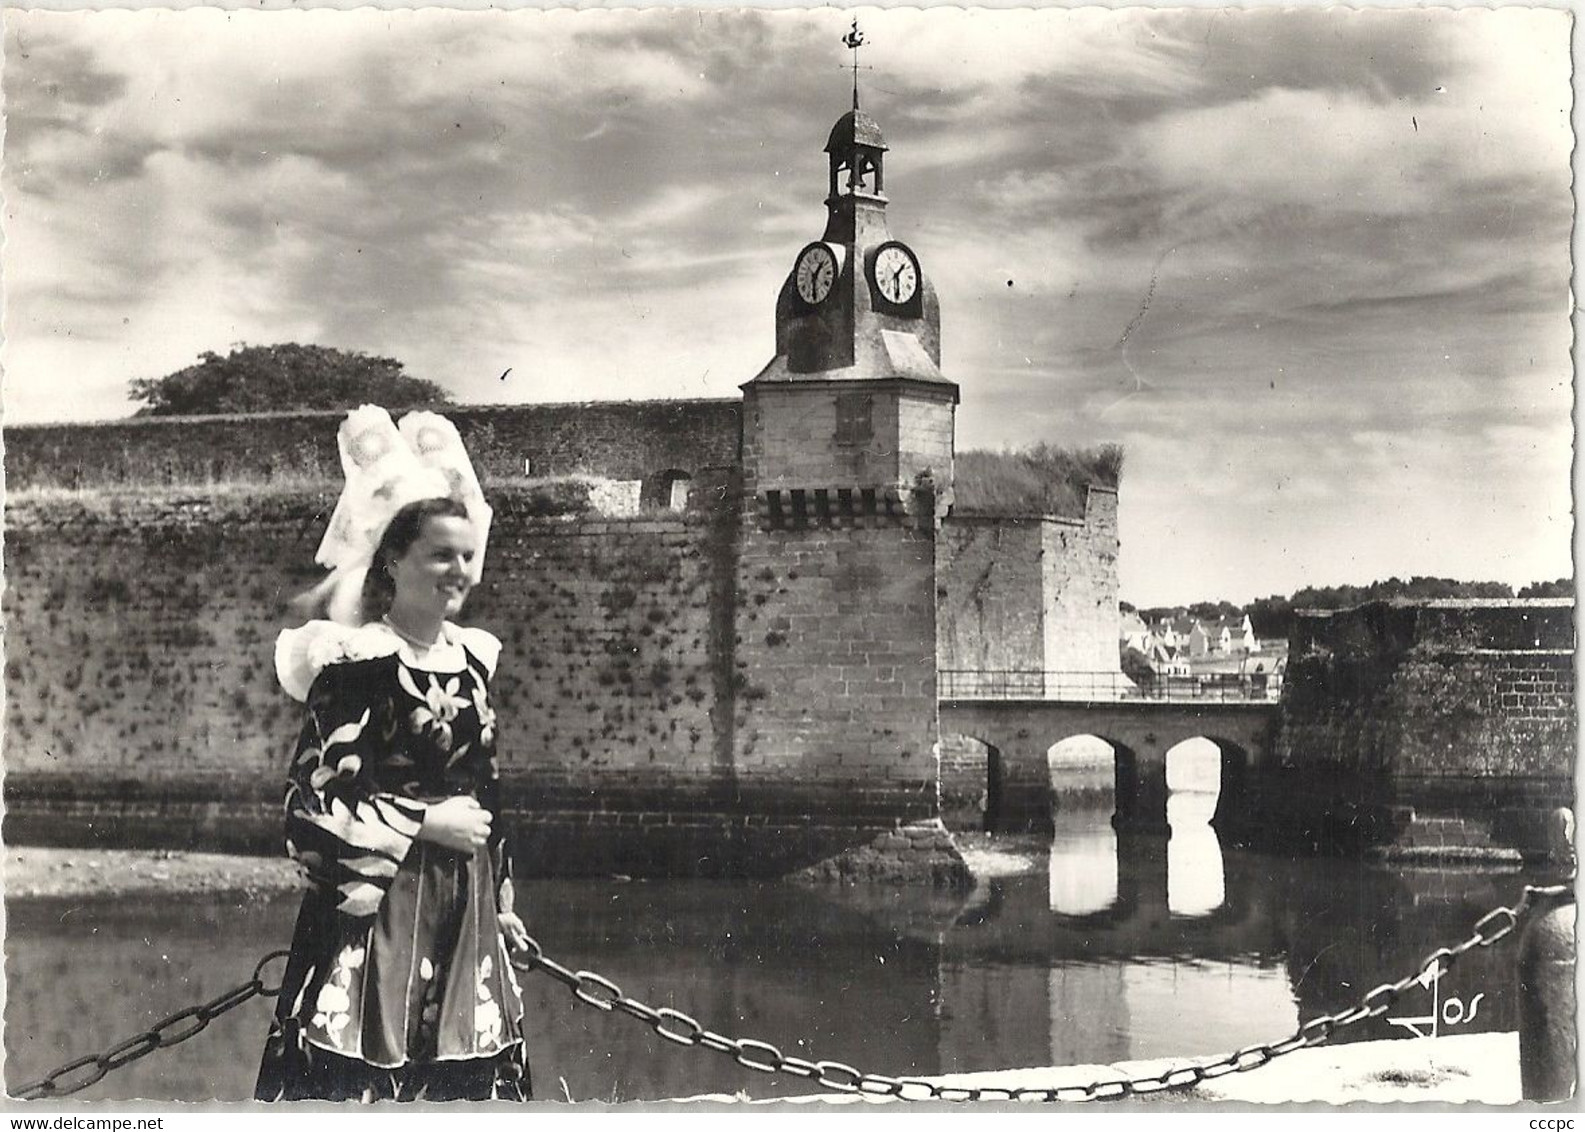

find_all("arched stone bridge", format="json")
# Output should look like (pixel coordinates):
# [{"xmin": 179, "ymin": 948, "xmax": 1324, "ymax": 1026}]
[{"xmin": 938, "ymin": 698, "xmax": 1280, "ymax": 834}]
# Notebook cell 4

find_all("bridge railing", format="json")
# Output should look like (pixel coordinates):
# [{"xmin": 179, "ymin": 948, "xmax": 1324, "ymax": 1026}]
[{"xmin": 937, "ymin": 669, "xmax": 1282, "ymax": 703}]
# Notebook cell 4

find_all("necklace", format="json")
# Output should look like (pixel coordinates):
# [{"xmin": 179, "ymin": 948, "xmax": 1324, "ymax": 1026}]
[{"xmin": 381, "ymin": 615, "xmax": 443, "ymax": 651}]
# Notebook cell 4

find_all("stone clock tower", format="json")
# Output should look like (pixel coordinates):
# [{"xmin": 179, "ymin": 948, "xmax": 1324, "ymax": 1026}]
[
  {"xmin": 743, "ymin": 98, "xmax": 959, "ymax": 522},
  {"xmin": 729, "ymin": 64, "xmax": 965, "ymax": 884}
]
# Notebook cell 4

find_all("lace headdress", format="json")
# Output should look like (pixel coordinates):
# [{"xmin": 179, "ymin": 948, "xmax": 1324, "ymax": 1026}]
[{"xmin": 308, "ymin": 405, "xmax": 493, "ymax": 625}]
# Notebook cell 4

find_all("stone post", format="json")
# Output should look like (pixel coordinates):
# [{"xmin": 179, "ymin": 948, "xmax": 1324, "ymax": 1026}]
[
  {"xmin": 1518, "ymin": 808, "xmax": 1577, "ymax": 1102},
  {"xmin": 997, "ymin": 741, "xmax": 1055, "ymax": 834}
]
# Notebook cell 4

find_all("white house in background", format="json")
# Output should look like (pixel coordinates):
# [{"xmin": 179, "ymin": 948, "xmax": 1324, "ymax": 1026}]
[
  {"xmin": 1157, "ymin": 645, "xmax": 1191, "ymax": 677},
  {"xmin": 1121, "ymin": 613, "xmax": 1192, "ymax": 677},
  {"xmin": 1188, "ymin": 614, "xmax": 1257, "ymax": 657},
  {"xmin": 1125, "ymin": 611, "xmax": 1260, "ymax": 669},
  {"xmin": 1154, "ymin": 616, "xmax": 1196, "ymax": 652},
  {"xmin": 1184, "ymin": 643, "xmax": 1287, "ymax": 698},
  {"xmin": 1120, "ymin": 610, "xmax": 1151, "ymax": 652}
]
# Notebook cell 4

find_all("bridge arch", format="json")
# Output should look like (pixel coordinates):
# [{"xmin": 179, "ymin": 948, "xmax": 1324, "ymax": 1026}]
[
  {"xmin": 1047, "ymin": 735, "xmax": 1121, "ymax": 915},
  {"xmin": 937, "ymin": 700, "xmax": 1277, "ymax": 837},
  {"xmin": 1043, "ymin": 729, "xmax": 1147, "ymax": 835},
  {"xmin": 1047, "ymin": 734, "xmax": 1127, "ymax": 810},
  {"xmin": 937, "ymin": 732, "xmax": 1001, "ymax": 832}
]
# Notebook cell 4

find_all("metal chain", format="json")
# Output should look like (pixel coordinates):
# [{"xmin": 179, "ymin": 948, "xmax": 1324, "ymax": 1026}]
[
  {"xmin": 10, "ymin": 950, "xmax": 292, "ymax": 1101},
  {"xmin": 8, "ymin": 879, "xmax": 1571, "ymax": 1103},
  {"xmin": 510, "ymin": 880, "xmax": 1575, "ymax": 1103}
]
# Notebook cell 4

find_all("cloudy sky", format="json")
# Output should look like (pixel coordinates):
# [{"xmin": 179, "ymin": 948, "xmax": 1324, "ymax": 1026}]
[{"xmin": 4, "ymin": 5, "xmax": 1573, "ymax": 606}]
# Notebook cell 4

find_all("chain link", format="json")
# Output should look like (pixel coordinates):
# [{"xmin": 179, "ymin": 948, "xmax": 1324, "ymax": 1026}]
[
  {"xmin": 507, "ymin": 880, "xmax": 1573, "ymax": 1103},
  {"xmin": 10, "ymin": 880, "xmax": 1571, "ymax": 1103},
  {"xmin": 11, "ymin": 950, "xmax": 292, "ymax": 1101}
]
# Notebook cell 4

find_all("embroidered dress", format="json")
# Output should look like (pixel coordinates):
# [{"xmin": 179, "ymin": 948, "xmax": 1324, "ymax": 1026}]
[{"xmin": 256, "ymin": 621, "xmax": 531, "ymax": 1102}]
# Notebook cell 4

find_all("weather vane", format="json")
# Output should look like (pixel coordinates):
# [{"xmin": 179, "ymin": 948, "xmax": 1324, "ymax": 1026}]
[{"xmin": 843, "ymin": 18, "xmax": 866, "ymax": 110}]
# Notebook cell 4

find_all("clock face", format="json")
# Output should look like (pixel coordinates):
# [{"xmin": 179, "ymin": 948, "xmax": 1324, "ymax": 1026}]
[
  {"xmin": 873, "ymin": 244, "xmax": 919, "ymax": 305},
  {"xmin": 795, "ymin": 245, "xmax": 837, "ymax": 305}
]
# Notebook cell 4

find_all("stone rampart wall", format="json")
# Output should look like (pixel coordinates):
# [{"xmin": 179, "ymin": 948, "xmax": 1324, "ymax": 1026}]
[
  {"xmin": 1044, "ymin": 487, "xmax": 1120, "ymax": 673},
  {"xmin": 2, "ymin": 489, "xmax": 713, "ymax": 861},
  {"xmin": 6, "ymin": 400, "xmax": 742, "ymax": 497},
  {"xmin": 1277, "ymin": 600, "xmax": 1575, "ymax": 779},
  {"xmin": 1254, "ymin": 599, "xmax": 1576, "ymax": 857},
  {"xmin": 936, "ymin": 520, "xmax": 1045, "ymax": 672},
  {"xmin": 936, "ymin": 486, "xmax": 1121, "ymax": 677},
  {"xmin": 3, "ymin": 479, "xmax": 962, "ymax": 879}
]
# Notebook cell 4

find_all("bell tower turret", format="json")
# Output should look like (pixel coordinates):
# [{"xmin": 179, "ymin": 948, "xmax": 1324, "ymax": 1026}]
[{"xmin": 822, "ymin": 108, "xmax": 890, "ymax": 250}]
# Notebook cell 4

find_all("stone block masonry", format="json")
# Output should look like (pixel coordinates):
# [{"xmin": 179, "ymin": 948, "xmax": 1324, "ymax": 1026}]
[
  {"xmin": 3, "ymin": 478, "xmax": 965, "ymax": 880},
  {"xmin": 723, "ymin": 508, "xmax": 962, "ymax": 880},
  {"xmin": 6, "ymin": 400, "xmax": 743, "ymax": 495},
  {"xmin": 936, "ymin": 486, "xmax": 1121, "ymax": 681},
  {"xmin": 732, "ymin": 518, "xmax": 939, "ymax": 801},
  {"xmin": 1243, "ymin": 599, "xmax": 1575, "ymax": 858},
  {"xmin": 1044, "ymin": 487, "xmax": 1119, "ymax": 674},
  {"xmin": 937, "ymin": 520, "xmax": 1045, "ymax": 674},
  {"xmin": 2, "ymin": 489, "xmax": 723, "ymax": 870}
]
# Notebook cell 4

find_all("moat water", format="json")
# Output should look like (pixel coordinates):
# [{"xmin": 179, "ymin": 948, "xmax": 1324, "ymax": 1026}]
[
  {"xmin": 6, "ymin": 800, "xmax": 1544, "ymax": 1103},
  {"xmin": 1, "ymin": 748, "xmax": 1544, "ymax": 1102}
]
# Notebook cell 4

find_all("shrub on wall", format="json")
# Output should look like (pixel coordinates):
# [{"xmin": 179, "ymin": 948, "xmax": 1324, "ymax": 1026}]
[{"xmin": 953, "ymin": 443, "xmax": 1122, "ymax": 518}]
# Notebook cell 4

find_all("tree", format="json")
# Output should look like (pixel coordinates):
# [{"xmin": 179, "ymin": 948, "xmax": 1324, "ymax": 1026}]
[
  {"xmin": 1519, "ymin": 578, "xmax": 1574, "ymax": 598},
  {"xmin": 1188, "ymin": 600, "xmax": 1240, "ymax": 622},
  {"xmin": 1246, "ymin": 594, "xmax": 1294, "ymax": 639},
  {"xmin": 1148, "ymin": 577, "xmax": 1537, "ymax": 646},
  {"xmin": 128, "ymin": 343, "xmax": 451, "ymax": 416},
  {"xmin": 1120, "ymin": 644, "xmax": 1156, "ymax": 685}
]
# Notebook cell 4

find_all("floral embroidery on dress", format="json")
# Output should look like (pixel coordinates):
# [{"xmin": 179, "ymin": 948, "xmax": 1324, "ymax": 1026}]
[
  {"xmin": 307, "ymin": 710, "xmax": 370, "ymax": 789},
  {"xmin": 265, "ymin": 622, "xmax": 525, "ymax": 1092},
  {"xmin": 312, "ymin": 944, "xmax": 365, "ymax": 1043},
  {"xmin": 398, "ymin": 667, "xmax": 467, "ymax": 750},
  {"xmin": 475, "ymin": 954, "xmax": 503, "ymax": 1048},
  {"xmin": 472, "ymin": 683, "xmax": 496, "ymax": 747}
]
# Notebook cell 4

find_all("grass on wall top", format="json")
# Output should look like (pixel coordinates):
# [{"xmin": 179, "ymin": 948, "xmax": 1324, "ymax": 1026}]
[{"xmin": 953, "ymin": 443, "xmax": 1122, "ymax": 519}]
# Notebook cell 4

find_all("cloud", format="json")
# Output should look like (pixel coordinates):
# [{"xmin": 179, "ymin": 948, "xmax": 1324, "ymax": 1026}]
[{"xmin": 3, "ymin": 7, "xmax": 1571, "ymax": 606}]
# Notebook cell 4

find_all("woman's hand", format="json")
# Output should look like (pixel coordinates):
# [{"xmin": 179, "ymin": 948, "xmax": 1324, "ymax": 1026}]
[
  {"xmin": 498, "ymin": 911, "xmax": 530, "ymax": 953},
  {"xmin": 417, "ymin": 796, "xmax": 492, "ymax": 853}
]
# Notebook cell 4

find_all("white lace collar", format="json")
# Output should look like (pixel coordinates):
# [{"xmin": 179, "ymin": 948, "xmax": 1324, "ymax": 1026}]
[{"xmin": 274, "ymin": 619, "xmax": 503, "ymax": 701}]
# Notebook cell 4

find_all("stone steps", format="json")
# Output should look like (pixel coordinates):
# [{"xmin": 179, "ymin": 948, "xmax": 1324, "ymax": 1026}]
[{"xmin": 1374, "ymin": 810, "xmax": 1525, "ymax": 864}]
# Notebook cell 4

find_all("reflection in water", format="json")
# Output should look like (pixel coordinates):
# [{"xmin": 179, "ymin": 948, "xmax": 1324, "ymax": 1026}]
[
  {"xmin": 1167, "ymin": 740, "xmax": 1224, "ymax": 918},
  {"xmin": 1048, "ymin": 964, "xmax": 1129, "ymax": 1066},
  {"xmin": 1119, "ymin": 959, "xmax": 1296, "ymax": 1060},
  {"xmin": 1047, "ymin": 786, "xmax": 1229, "ymax": 919},
  {"xmin": 1048, "ymin": 735, "xmax": 1119, "ymax": 916},
  {"xmin": 1049, "ymin": 808, "xmax": 1118, "ymax": 915},
  {"xmin": 1168, "ymin": 794, "xmax": 1225, "ymax": 917},
  {"xmin": 6, "ymin": 855, "xmax": 1546, "ymax": 1103}
]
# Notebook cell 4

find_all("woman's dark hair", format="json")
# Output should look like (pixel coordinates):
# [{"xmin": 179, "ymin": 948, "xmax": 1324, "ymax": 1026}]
[{"xmin": 359, "ymin": 496, "xmax": 473, "ymax": 623}]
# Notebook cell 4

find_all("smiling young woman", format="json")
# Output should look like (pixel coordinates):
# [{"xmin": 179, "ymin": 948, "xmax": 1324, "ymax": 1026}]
[
  {"xmin": 256, "ymin": 413, "xmax": 531, "ymax": 1103},
  {"xmin": 366, "ymin": 498, "xmax": 478, "ymax": 646}
]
